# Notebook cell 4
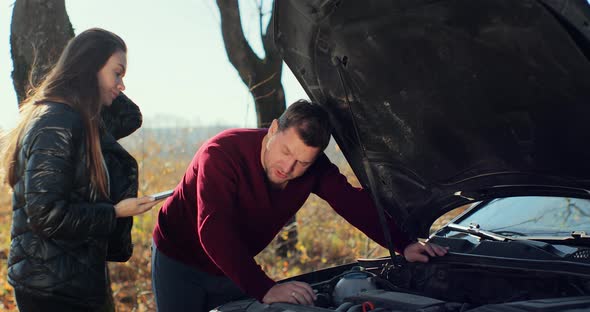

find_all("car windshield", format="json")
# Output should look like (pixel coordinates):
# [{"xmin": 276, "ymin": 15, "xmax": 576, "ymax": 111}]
[{"xmin": 455, "ymin": 196, "xmax": 590, "ymax": 237}]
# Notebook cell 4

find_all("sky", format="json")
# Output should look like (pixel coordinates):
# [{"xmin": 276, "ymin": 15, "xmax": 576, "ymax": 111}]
[{"xmin": 0, "ymin": 0, "xmax": 308, "ymax": 130}]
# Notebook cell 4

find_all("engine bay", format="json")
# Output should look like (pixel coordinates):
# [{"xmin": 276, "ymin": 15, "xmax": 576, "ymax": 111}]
[
  {"xmin": 216, "ymin": 237, "xmax": 590, "ymax": 312},
  {"xmin": 309, "ymin": 260, "xmax": 590, "ymax": 312},
  {"xmin": 308, "ymin": 237, "xmax": 590, "ymax": 311}
]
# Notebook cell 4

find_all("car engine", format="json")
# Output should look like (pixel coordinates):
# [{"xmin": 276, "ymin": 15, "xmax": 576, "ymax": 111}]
[{"xmin": 215, "ymin": 237, "xmax": 590, "ymax": 312}]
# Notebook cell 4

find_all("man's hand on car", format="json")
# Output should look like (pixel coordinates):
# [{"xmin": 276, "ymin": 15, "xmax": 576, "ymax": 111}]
[
  {"xmin": 403, "ymin": 241, "xmax": 449, "ymax": 263},
  {"xmin": 262, "ymin": 281, "xmax": 317, "ymax": 305}
]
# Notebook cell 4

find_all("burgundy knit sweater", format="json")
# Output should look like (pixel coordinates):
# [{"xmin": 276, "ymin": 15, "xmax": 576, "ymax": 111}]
[{"xmin": 153, "ymin": 128, "xmax": 412, "ymax": 301}]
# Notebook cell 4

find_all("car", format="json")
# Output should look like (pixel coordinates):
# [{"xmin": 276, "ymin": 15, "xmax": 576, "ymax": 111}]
[{"xmin": 215, "ymin": 0, "xmax": 590, "ymax": 311}]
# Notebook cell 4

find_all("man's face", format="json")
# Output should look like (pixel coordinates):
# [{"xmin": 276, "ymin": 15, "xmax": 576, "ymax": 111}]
[{"xmin": 261, "ymin": 120, "xmax": 321, "ymax": 188}]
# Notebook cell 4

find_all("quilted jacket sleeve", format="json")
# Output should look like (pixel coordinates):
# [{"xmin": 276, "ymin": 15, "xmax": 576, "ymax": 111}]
[
  {"xmin": 101, "ymin": 94, "xmax": 143, "ymax": 262},
  {"xmin": 100, "ymin": 92, "xmax": 142, "ymax": 140}
]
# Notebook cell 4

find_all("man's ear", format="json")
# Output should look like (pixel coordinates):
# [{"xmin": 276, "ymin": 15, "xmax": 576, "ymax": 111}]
[{"xmin": 268, "ymin": 119, "xmax": 279, "ymax": 136}]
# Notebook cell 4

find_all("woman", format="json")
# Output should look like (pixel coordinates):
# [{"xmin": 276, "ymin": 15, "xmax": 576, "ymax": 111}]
[{"xmin": 1, "ymin": 28, "xmax": 159, "ymax": 311}]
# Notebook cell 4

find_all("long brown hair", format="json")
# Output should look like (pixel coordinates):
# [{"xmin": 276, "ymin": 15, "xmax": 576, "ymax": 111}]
[{"xmin": 1, "ymin": 28, "xmax": 127, "ymax": 199}]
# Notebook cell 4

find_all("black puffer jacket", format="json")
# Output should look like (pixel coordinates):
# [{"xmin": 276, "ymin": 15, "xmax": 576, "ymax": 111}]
[
  {"xmin": 101, "ymin": 93, "xmax": 142, "ymax": 262},
  {"xmin": 7, "ymin": 94, "xmax": 142, "ymax": 308}
]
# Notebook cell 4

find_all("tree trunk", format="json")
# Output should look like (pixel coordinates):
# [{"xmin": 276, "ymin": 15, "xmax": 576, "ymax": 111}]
[
  {"xmin": 216, "ymin": 0, "xmax": 298, "ymax": 257},
  {"xmin": 10, "ymin": 1, "xmax": 116, "ymax": 311},
  {"xmin": 216, "ymin": 0, "xmax": 286, "ymax": 126},
  {"xmin": 10, "ymin": 0, "xmax": 74, "ymax": 105}
]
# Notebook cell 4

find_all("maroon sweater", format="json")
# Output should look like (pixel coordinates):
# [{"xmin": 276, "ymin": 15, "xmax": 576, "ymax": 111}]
[{"xmin": 153, "ymin": 128, "xmax": 413, "ymax": 301}]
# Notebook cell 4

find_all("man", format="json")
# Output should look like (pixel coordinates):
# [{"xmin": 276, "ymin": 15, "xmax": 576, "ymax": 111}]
[{"xmin": 152, "ymin": 100, "xmax": 448, "ymax": 311}]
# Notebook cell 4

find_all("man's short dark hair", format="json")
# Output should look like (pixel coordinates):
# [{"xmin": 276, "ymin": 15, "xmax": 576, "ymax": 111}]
[{"xmin": 277, "ymin": 99, "xmax": 332, "ymax": 151}]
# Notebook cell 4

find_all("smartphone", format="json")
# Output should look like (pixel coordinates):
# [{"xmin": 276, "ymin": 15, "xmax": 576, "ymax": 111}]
[{"xmin": 149, "ymin": 189, "xmax": 174, "ymax": 201}]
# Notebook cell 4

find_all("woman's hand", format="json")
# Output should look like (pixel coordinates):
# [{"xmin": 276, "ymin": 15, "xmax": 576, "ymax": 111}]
[{"xmin": 114, "ymin": 196, "xmax": 162, "ymax": 217}]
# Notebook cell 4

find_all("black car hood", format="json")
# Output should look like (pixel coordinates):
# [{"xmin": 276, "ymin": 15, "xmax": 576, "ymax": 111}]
[{"xmin": 274, "ymin": 0, "xmax": 590, "ymax": 238}]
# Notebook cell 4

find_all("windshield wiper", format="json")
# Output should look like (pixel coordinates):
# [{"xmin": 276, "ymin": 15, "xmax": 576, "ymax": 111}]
[
  {"xmin": 571, "ymin": 231, "xmax": 590, "ymax": 239},
  {"xmin": 445, "ymin": 224, "xmax": 590, "ymax": 246},
  {"xmin": 445, "ymin": 223, "xmax": 513, "ymax": 242},
  {"xmin": 519, "ymin": 231, "xmax": 590, "ymax": 242}
]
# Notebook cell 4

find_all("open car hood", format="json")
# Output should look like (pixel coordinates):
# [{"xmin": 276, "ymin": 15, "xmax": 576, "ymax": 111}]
[{"xmin": 273, "ymin": 0, "xmax": 590, "ymax": 238}]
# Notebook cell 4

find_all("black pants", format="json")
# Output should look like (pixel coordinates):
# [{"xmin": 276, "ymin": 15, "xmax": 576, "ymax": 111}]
[
  {"xmin": 151, "ymin": 243, "xmax": 250, "ymax": 312},
  {"xmin": 15, "ymin": 290, "xmax": 108, "ymax": 312}
]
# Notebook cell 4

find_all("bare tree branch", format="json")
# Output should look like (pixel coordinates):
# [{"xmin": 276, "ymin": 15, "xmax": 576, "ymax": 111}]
[
  {"xmin": 216, "ymin": 0, "xmax": 261, "ymax": 88},
  {"xmin": 215, "ymin": 0, "xmax": 285, "ymax": 127},
  {"xmin": 258, "ymin": 0, "xmax": 265, "ymax": 46},
  {"xmin": 261, "ymin": 4, "xmax": 276, "ymax": 62}
]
